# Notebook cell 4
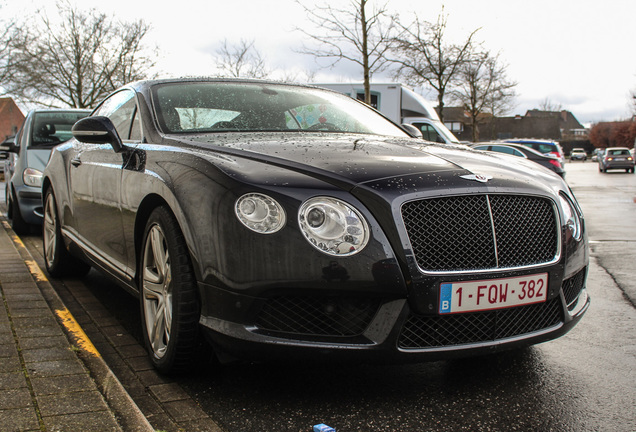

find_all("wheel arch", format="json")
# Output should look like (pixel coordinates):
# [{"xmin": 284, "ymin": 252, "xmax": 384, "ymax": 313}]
[{"xmin": 133, "ymin": 193, "xmax": 203, "ymax": 286}]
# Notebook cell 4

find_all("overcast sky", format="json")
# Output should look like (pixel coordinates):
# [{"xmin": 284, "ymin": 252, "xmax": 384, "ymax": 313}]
[{"xmin": 5, "ymin": 0, "xmax": 636, "ymax": 125}]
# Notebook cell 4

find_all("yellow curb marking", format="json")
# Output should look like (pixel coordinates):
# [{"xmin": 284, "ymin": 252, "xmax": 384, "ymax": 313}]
[
  {"xmin": 2, "ymin": 219, "xmax": 100, "ymax": 359},
  {"xmin": 55, "ymin": 308, "xmax": 101, "ymax": 358},
  {"xmin": 25, "ymin": 259, "xmax": 49, "ymax": 282}
]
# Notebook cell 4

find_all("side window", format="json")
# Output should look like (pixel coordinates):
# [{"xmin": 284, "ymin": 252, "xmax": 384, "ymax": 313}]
[
  {"xmin": 93, "ymin": 90, "xmax": 139, "ymax": 140},
  {"xmin": 491, "ymin": 145, "xmax": 516, "ymax": 156},
  {"xmin": 129, "ymin": 110, "xmax": 141, "ymax": 141},
  {"xmin": 413, "ymin": 123, "xmax": 444, "ymax": 143}
]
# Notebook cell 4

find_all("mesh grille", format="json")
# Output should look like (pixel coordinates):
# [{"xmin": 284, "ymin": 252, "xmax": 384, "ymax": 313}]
[
  {"xmin": 398, "ymin": 297, "xmax": 563, "ymax": 349},
  {"xmin": 255, "ymin": 296, "xmax": 380, "ymax": 337},
  {"xmin": 562, "ymin": 268, "xmax": 586, "ymax": 311},
  {"xmin": 401, "ymin": 195, "xmax": 558, "ymax": 272}
]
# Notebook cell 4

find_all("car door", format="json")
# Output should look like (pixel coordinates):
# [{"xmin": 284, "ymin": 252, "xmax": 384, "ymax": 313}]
[{"xmin": 68, "ymin": 90, "xmax": 140, "ymax": 280}]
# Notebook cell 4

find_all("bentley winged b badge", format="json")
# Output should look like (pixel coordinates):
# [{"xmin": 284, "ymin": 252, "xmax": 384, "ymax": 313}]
[{"xmin": 460, "ymin": 173, "xmax": 493, "ymax": 183}]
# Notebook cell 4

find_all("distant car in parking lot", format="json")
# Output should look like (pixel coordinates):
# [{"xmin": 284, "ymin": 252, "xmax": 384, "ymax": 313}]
[
  {"xmin": 0, "ymin": 136, "xmax": 13, "ymax": 174},
  {"xmin": 472, "ymin": 142, "xmax": 565, "ymax": 178},
  {"xmin": 591, "ymin": 149, "xmax": 603, "ymax": 162},
  {"xmin": 570, "ymin": 148, "xmax": 587, "ymax": 161},
  {"xmin": 598, "ymin": 147, "xmax": 635, "ymax": 173},
  {"xmin": 0, "ymin": 109, "xmax": 90, "ymax": 233},
  {"xmin": 504, "ymin": 139, "xmax": 566, "ymax": 166}
]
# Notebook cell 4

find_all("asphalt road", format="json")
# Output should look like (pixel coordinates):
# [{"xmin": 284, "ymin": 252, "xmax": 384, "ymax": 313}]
[{"xmin": 2, "ymin": 160, "xmax": 635, "ymax": 431}]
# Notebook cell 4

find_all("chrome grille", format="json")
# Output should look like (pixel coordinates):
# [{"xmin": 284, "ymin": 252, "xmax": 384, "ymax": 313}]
[
  {"xmin": 398, "ymin": 297, "xmax": 563, "ymax": 349},
  {"xmin": 401, "ymin": 195, "xmax": 558, "ymax": 272}
]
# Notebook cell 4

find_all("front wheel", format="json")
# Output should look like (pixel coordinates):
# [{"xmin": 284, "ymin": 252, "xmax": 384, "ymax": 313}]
[
  {"xmin": 139, "ymin": 206, "xmax": 200, "ymax": 374},
  {"xmin": 43, "ymin": 188, "xmax": 91, "ymax": 278}
]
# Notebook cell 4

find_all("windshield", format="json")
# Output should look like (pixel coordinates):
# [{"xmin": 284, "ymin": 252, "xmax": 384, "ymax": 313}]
[
  {"xmin": 30, "ymin": 111, "xmax": 90, "ymax": 148},
  {"xmin": 151, "ymin": 82, "xmax": 409, "ymax": 138}
]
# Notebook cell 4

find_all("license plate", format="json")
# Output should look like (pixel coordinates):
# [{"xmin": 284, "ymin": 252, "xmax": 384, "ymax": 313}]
[{"xmin": 439, "ymin": 273, "xmax": 548, "ymax": 314}]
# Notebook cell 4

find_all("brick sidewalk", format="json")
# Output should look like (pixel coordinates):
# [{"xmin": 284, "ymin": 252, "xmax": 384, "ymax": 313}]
[{"xmin": 0, "ymin": 221, "xmax": 152, "ymax": 432}]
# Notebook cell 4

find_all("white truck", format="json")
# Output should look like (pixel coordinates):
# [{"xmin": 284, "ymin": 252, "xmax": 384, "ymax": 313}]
[{"xmin": 313, "ymin": 82, "xmax": 460, "ymax": 144}]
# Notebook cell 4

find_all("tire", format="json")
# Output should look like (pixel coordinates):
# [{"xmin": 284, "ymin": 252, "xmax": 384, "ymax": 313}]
[
  {"xmin": 139, "ymin": 206, "xmax": 200, "ymax": 374},
  {"xmin": 9, "ymin": 190, "xmax": 30, "ymax": 235},
  {"xmin": 43, "ymin": 188, "xmax": 91, "ymax": 278}
]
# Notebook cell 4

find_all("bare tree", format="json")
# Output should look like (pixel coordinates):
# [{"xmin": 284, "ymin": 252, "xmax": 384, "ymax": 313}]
[
  {"xmin": 538, "ymin": 97, "xmax": 563, "ymax": 112},
  {"xmin": 450, "ymin": 51, "xmax": 517, "ymax": 142},
  {"xmin": 295, "ymin": 0, "xmax": 396, "ymax": 104},
  {"xmin": 0, "ymin": 16, "xmax": 20, "ymax": 91},
  {"xmin": 3, "ymin": 1, "xmax": 155, "ymax": 108},
  {"xmin": 391, "ymin": 9, "xmax": 479, "ymax": 122},
  {"xmin": 214, "ymin": 38, "xmax": 270, "ymax": 79}
]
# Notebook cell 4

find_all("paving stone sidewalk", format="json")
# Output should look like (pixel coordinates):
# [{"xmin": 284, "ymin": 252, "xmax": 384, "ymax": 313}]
[{"xmin": 0, "ymin": 221, "xmax": 152, "ymax": 432}]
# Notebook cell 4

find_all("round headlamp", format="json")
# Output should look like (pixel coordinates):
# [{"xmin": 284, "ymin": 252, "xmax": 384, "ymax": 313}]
[
  {"xmin": 235, "ymin": 193, "xmax": 286, "ymax": 234},
  {"xmin": 298, "ymin": 197, "xmax": 370, "ymax": 256}
]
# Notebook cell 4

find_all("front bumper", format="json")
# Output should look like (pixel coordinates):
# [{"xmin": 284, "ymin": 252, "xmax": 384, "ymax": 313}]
[
  {"xmin": 198, "ymin": 267, "xmax": 590, "ymax": 363},
  {"xmin": 15, "ymin": 185, "xmax": 44, "ymax": 225}
]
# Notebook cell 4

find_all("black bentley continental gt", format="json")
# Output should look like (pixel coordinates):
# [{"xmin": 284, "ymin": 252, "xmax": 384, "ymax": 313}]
[{"xmin": 42, "ymin": 79, "xmax": 589, "ymax": 373}]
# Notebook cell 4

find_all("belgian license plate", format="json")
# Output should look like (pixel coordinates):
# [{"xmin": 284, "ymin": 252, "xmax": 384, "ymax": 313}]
[{"xmin": 439, "ymin": 273, "xmax": 548, "ymax": 314}]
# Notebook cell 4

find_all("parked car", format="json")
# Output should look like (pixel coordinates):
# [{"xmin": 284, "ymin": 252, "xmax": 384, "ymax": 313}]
[
  {"xmin": 43, "ymin": 79, "xmax": 589, "ymax": 373},
  {"xmin": 504, "ymin": 139, "xmax": 566, "ymax": 166},
  {"xmin": 570, "ymin": 148, "xmax": 587, "ymax": 161},
  {"xmin": 598, "ymin": 147, "xmax": 635, "ymax": 173},
  {"xmin": 591, "ymin": 148, "xmax": 604, "ymax": 162},
  {"xmin": 0, "ymin": 109, "xmax": 90, "ymax": 233},
  {"xmin": 0, "ymin": 136, "xmax": 13, "ymax": 174},
  {"xmin": 471, "ymin": 142, "xmax": 565, "ymax": 178}
]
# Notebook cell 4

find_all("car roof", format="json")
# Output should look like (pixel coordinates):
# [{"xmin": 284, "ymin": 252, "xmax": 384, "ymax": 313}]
[{"xmin": 474, "ymin": 142, "xmax": 550, "ymax": 158}]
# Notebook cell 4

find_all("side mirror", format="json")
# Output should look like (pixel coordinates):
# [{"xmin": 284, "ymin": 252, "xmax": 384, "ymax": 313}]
[
  {"xmin": 401, "ymin": 123, "xmax": 423, "ymax": 139},
  {"xmin": 0, "ymin": 138, "xmax": 17, "ymax": 153},
  {"xmin": 72, "ymin": 116, "xmax": 125, "ymax": 153}
]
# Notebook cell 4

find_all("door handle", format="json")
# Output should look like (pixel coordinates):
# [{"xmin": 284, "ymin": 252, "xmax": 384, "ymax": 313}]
[{"xmin": 70, "ymin": 158, "xmax": 81, "ymax": 167}]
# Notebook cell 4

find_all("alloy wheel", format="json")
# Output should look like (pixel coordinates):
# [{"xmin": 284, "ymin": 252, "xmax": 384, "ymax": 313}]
[
  {"xmin": 142, "ymin": 224, "xmax": 173, "ymax": 359},
  {"xmin": 43, "ymin": 193, "xmax": 57, "ymax": 269}
]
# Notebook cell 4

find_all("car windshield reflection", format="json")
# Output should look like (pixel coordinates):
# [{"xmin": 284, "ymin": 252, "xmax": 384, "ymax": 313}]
[{"xmin": 151, "ymin": 82, "xmax": 408, "ymax": 138}]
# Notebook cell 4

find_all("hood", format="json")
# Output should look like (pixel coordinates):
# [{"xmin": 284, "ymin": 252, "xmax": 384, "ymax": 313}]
[
  {"xmin": 178, "ymin": 133, "xmax": 565, "ymax": 195},
  {"xmin": 26, "ymin": 148, "xmax": 53, "ymax": 171}
]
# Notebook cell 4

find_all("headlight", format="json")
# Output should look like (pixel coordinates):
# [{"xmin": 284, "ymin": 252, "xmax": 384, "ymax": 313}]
[
  {"xmin": 23, "ymin": 168, "xmax": 44, "ymax": 188},
  {"xmin": 235, "ymin": 193, "xmax": 286, "ymax": 234},
  {"xmin": 559, "ymin": 193, "xmax": 582, "ymax": 241},
  {"xmin": 298, "ymin": 197, "xmax": 370, "ymax": 256}
]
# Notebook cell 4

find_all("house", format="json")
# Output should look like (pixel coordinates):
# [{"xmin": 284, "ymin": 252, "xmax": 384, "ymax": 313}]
[
  {"xmin": 441, "ymin": 107, "xmax": 589, "ymax": 152},
  {"xmin": 0, "ymin": 97, "xmax": 25, "ymax": 141}
]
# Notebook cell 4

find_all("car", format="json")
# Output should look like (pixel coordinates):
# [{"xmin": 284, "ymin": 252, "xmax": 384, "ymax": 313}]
[
  {"xmin": 471, "ymin": 142, "xmax": 565, "ymax": 178},
  {"xmin": 0, "ymin": 136, "xmax": 14, "ymax": 174},
  {"xmin": 570, "ymin": 148, "xmax": 587, "ymax": 161},
  {"xmin": 2, "ymin": 111, "xmax": 90, "ymax": 232},
  {"xmin": 598, "ymin": 147, "xmax": 635, "ymax": 173},
  {"xmin": 504, "ymin": 139, "xmax": 566, "ymax": 166},
  {"xmin": 0, "ymin": 109, "xmax": 90, "ymax": 234},
  {"xmin": 42, "ymin": 78, "xmax": 590, "ymax": 373},
  {"xmin": 591, "ymin": 148, "xmax": 604, "ymax": 162}
]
